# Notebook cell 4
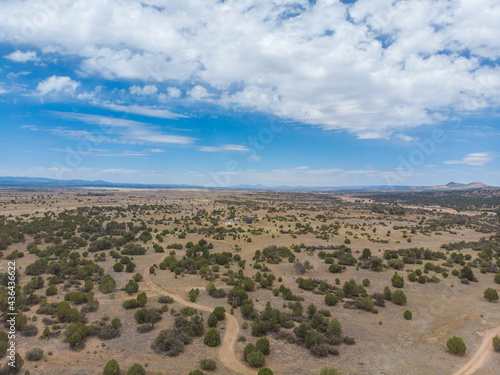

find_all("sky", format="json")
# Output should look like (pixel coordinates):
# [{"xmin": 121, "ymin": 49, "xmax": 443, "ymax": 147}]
[{"xmin": 0, "ymin": 0, "xmax": 499, "ymax": 187}]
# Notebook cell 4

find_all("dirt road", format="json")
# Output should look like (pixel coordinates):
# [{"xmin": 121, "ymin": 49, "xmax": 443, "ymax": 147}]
[
  {"xmin": 451, "ymin": 326, "xmax": 500, "ymax": 375},
  {"xmin": 144, "ymin": 255, "xmax": 257, "ymax": 375}
]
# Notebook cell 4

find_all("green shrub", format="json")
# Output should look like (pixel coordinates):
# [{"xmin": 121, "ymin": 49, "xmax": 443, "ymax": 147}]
[
  {"xmin": 204, "ymin": 328, "xmax": 221, "ymax": 347},
  {"xmin": 158, "ymin": 296, "xmax": 174, "ymax": 304},
  {"xmin": 46, "ymin": 286, "xmax": 58, "ymax": 296},
  {"xmin": 244, "ymin": 343, "xmax": 256, "ymax": 361},
  {"xmin": 189, "ymin": 370, "xmax": 203, "ymax": 375},
  {"xmin": 20, "ymin": 325, "xmax": 38, "ymax": 337},
  {"xmin": 113, "ymin": 262, "xmax": 124, "ymax": 272},
  {"xmin": 319, "ymin": 367, "xmax": 340, "ymax": 375},
  {"xmin": 200, "ymin": 358, "xmax": 217, "ymax": 371},
  {"xmin": 447, "ymin": 336, "xmax": 466, "ymax": 355},
  {"xmin": 324, "ymin": 293, "xmax": 338, "ymax": 306},
  {"xmin": 137, "ymin": 292, "xmax": 147, "ymax": 307},
  {"xmin": 247, "ymin": 350, "xmax": 265, "ymax": 367},
  {"xmin": 68, "ymin": 333, "xmax": 82, "ymax": 350},
  {"xmin": 258, "ymin": 368, "xmax": 274, "ymax": 375},
  {"xmin": 26, "ymin": 347, "xmax": 43, "ymax": 361},
  {"xmin": 189, "ymin": 288, "xmax": 200, "ymax": 302},
  {"xmin": 125, "ymin": 280, "xmax": 139, "ymax": 294},
  {"xmin": 391, "ymin": 273, "xmax": 404, "ymax": 288},
  {"xmin": 484, "ymin": 288, "xmax": 499, "ymax": 302},
  {"xmin": 493, "ymin": 335, "xmax": 500, "ymax": 352},
  {"xmin": 137, "ymin": 323, "xmax": 154, "ymax": 333},
  {"xmin": 103, "ymin": 359, "xmax": 120, "ymax": 375},
  {"xmin": 403, "ymin": 310, "xmax": 412, "ymax": 320},
  {"xmin": 127, "ymin": 363, "xmax": 146, "ymax": 375},
  {"xmin": 208, "ymin": 313, "xmax": 218, "ymax": 328},
  {"xmin": 213, "ymin": 306, "xmax": 226, "ymax": 321},
  {"xmin": 111, "ymin": 318, "xmax": 122, "ymax": 330},
  {"xmin": 123, "ymin": 299, "xmax": 140, "ymax": 309},
  {"xmin": 256, "ymin": 337, "xmax": 270, "ymax": 355},
  {"xmin": 99, "ymin": 275, "xmax": 116, "ymax": 294},
  {"xmin": 391, "ymin": 290, "xmax": 407, "ymax": 305}
]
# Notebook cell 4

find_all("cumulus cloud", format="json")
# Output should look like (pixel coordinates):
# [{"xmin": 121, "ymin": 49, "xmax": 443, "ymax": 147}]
[
  {"xmin": 444, "ymin": 152, "xmax": 496, "ymax": 166},
  {"xmin": 188, "ymin": 85, "xmax": 211, "ymax": 100},
  {"xmin": 36, "ymin": 76, "xmax": 80, "ymax": 96},
  {"xmin": 1, "ymin": 1, "xmax": 500, "ymax": 136},
  {"xmin": 167, "ymin": 87, "xmax": 181, "ymax": 98},
  {"xmin": 129, "ymin": 84, "xmax": 158, "ymax": 95},
  {"xmin": 4, "ymin": 50, "xmax": 39, "ymax": 62}
]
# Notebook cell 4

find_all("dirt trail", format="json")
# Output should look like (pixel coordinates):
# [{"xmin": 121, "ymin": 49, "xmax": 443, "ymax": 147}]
[
  {"xmin": 144, "ymin": 255, "xmax": 257, "ymax": 375},
  {"xmin": 451, "ymin": 326, "xmax": 500, "ymax": 375}
]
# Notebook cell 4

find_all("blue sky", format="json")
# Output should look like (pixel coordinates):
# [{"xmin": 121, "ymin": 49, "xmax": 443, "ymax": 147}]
[{"xmin": 0, "ymin": 0, "xmax": 499, "ymax": 187}]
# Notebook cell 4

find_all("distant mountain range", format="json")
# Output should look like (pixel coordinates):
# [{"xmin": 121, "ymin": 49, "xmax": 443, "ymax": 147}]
[
  {"xmin": 0, "ymin": 176, "xmax": 497, "ymax": 191},
  {"xmin": 432, "ymin": 181, "xmax": 492, "ymax": 190}
]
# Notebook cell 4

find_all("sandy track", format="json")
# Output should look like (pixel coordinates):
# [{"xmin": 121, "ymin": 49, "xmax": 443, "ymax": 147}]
[
  {"xmin": 144, "ymin": 255, "xmax": 257, "ymax": 375},
  {"xmin": 451, "ymin": 326, "xmax": 500, "ymax": 375}
]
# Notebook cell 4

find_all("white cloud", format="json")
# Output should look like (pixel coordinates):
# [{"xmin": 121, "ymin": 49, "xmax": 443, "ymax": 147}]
[
  {"xmin": 7, "ymin": 71, "xmax": 31, "ymax": 79},
  {"xmin": 36, "ymin": 76, "xmax": 80, "ymax": 96},
  {"xmin": 1, "ymin": 1, "xmax": 500, "ymax": 136},
  {"xmin": 167, "ymin": 87, "xmax": 181, "ymax": 98},
  {"xmin": 444, "ymin": 152, "xmax": 496, "ymax": 166},
  {"xmin": 129, "ymin": 84, "xmax": 158, "ymax": 95},
  {"xmin": 51, "ymin": 111, "xmax": 196, "ymax": 145},
  {"xmin": 396, "ymin": 134, "xmax": 415, "ymax": 142},
  {"xmin": 20, "ymin": 125, "xmax": 39, "ymax": 131},
  {"xmin": 4, "ymin": 50, "xmax": 39, "ymax": 62},
  {"xmin": 100, "ymin": 102, "xmax": 187, "ymax": 119},
  {"xmin": 149, "ymin": 148, "xmax": 165, "ymax": 153},
  {"xmin": 188, "ymin": 85, "xmax": 211, "ymax": 100},
  {"xmin": 198, "ymin": 144, "xmax": 249, "ymax": 152}
]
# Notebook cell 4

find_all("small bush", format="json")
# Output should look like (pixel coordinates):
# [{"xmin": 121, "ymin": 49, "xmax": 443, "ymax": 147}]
[
  {"xmin": 21, "ymin": 325, "xmax": 38, "ymax": 337},
  {"xmin": 200, "ymin": 358, "xmax": 217, "ymax": 371},
  {"xmin": 247, "ymin": 350, "xmax": 265, "ymax": 367},
  {"xmin": 256, "ymin": 337, "xmax": 270, "ymax": 355},
  {"xmin": 111, "ymin": 318, "xmax": 122, "ymax": 330},
  {"xmin": 319, "ymin": 368, "xmax": 340, "ymax": 375},
  {"xmin": 258, "ymin": 368, "xmax": 274, "ymax": 375},
  {"xmin": 213, "ymin": 307, "xmax": 226, "ymax": 321},
  {"xmin": 204, "ymin": 328, "xmax": 221, "ymax": 347},
  {"xmin": 123, "ymin": 299, "xmax": 140, "ymax": 309},
  {"xmin": 403, "ymin": 310, "xmax": 412, "ymax": 320},
  {"xmin": 103, "ymin": 359, "xmax": 120, "ymax": 375},
  {"xmin": 324, "ymin": 293, "xmax": 338, "ymax": 307},
  {"xmin": 391, "ymin": 290, "xmax": 407, "ymax": 305},
  {"xmin": 127, "ymin": 363, "xmax": 146, "ymax": 375},
  {"xmin": 447, "ymin": 336, "xmax": 466, "ymax": 355},
  {"xmin": 97, "ymin": 325, "xmax": 120, "ymax": 340},
  {"xmin": 46, "ymin": 286, "xmax": 58, "ymax": 296},
  {"xmin": 493, "ymin": 335, "xmax": 500, "ymax": 352},
  {"xmin": 207, "ymin": 313, "xmax": 218, "ymax": 328},
  {"xmin": 137, "ymin": 323, "xmax": 154, "ymax": 333},
  {"xmin": 158, "ymin": 296, "xmax": 174, "ymax": 304},
  {"xmin": 26, "ymin": 347, "xmax": 43, "ymax": 361},
  {"xmin": 484, "ymin": 288, "xmax": 499, "ymax": 302}
]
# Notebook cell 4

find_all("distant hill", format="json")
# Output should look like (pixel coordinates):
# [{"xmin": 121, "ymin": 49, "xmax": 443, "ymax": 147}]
[
  {"xmin": 431, "ymin": 181, "xmax": 492, "ymax": 190},
  {"xmin": 0, "ymin": 176, "xmax": 496, "ymax": 191}
]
